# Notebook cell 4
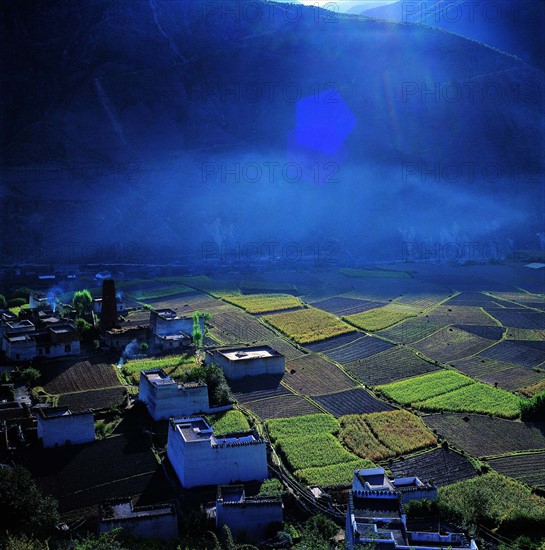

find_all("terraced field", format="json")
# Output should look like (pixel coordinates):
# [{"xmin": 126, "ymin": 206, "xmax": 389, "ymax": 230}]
[
  {"xmin": 484, "ymin": 307, "xmax": 545, "ymax": 330},
  {"xmin": 478, "ymin": 340, "xmax": 545, "ymax": 368},
  {"xmin": 42, "ymin": 360, "xmax": 122, "ymax": 394},
  {"xmin": 243, "ymin": 394, "xmax": 321, "ymax": 419},
  {"xmin": 209, "ymin": 309, "xmax": 279, "ymax": 344},
  {"xmin": 266, "ymin": 414, "xmax": 374, "ymax": 486},
  {"xmin": 206, "ymin": 410, "xmax": 251, "ymax": 435},
  {"xmin": 262, "ymin": 307, "xmax": 355, "ymax": 345},
  {"xmin": 284, "ymin": 354, "xmax": 356, "ymax": 395},
  {"xmin": 389, "ymin": 448, "xmax": 477, "ymax": 486},
  {"xmin": 378, "ymin": 317, "xmax": 445, "ymax": 344},
  {"xmin": 229, "ymin": 374, "xmax": 293, "ymax": 403},
  {"xmin": 313, "ymin": 388, "xmax": 395, "ymax": 417},
  {"xmin": 424, "ymin": 414, "xmax": 545, "ymax": 457},
  {"xmin": 58, "ymin": 387, "xmax": 127, "ymax": 412},
  {"xmin": 121, "ymin": 354, "xmax": 197, "ymax": 385},
  {"xmin": 340, "ymin": 410, "xmax": 437, "ymax": 461},
  {"xmin": 377, "ymin": 371, "xmax": 475, "ymax": 406},
  {"xmin": 344, "ymin": 305, "xmax": 418, "ymax": 332},
  {"xmin": 412, "ymin": 326, "xmax": 494, "ymax": 362},
  {"xmin": 487, "ymin": 451, "xmax": 545, "ymax": 488},
  {"xmin": 345, "ymin": 346, "xmax": 440, "ymax": 387},
  {"xmin": 221, "ymin": 293, "xmax": 302, "ymax": 314},
  {"xmin": 322, "ymin": 335, "xmax": 394, "ymax": 364},
  {"xmin": 311, "ymin": 296, "xmax": 385, "ymax": 316},
  {"xmin": 450, "ymin": 356, "xmax": 545, "ymax": 391}
]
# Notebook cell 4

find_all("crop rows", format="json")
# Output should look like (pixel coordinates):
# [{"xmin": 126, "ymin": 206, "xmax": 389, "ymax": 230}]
[
  {"xmin": 377, "ymin": 371, "xmax": 475, "ymax": 405},
  {"xmin": 389, "ymin": 448, "xmax": 477, "ymax": 486},
  {"xmin": 479, "ymin": 340, "xmax": 545, "ymax": 368},
  {"xmin": 412, "ymin": 326, "xmax": 494, "ymax": 362},
  {"xmin": 311, "ymin": 296, "xmax": 385, "ymax": 316},
  {"xmin": 487, "ymin": 451, "xmax": 545, "ymax": 488},
  {"xmin": 454, "ymin": 325, "xmax": 505, "ymax": 340},
  {"xmin": 323, "ymin": 336, "xmax": 394, "ymax": 364},
  {"xmin": 344, "ymin": 306, "xmax": 417, "ymax": 332},
  {"xmin": 484, "ymin": 307, "xmax": 545, "ymax": 330},
  {"xmin": 450, "ymin": 356, "xmax": 545, "ymax": 392},
  {"xmin": 284, "ymin": 354, "xmax": 355, "ymax": 395},
  {"xmin": 378, "ymin": 317, "xmax": 445, "ymax": 344},
  {"xmin": 243, "ymin": 395, "xmax": 320, "ymax": 419},
  {"xmin": 229, "ymin": 374, "xmax": 292, "ymax": 403},
  {"xmin": 262, "ymin": 307, "xmax": 355, "ymax": 345},
  {"xmin": 426, "ymin": 305, "xmax": 495, "ymax": 326},
  {"xmin": 122, "ymin": 354, "xmax": 196, "ymax": 385},
  {"xmin": 58, "ymin": 387, "xmax": 127, "ymax": 412},
  {"xmin": 424, "ymin": 413, "xmax": 545, "ymax": 457},
  {"xmin": 266, "ymin": 414, "xmax": 374, "ymax": 487},
  {"xmin": 43, "ymin": 361, "xmax": 122, "ymax": 394},
  {"xmin": 339, "ymin": 410, "xmax": 437, "ymax": 461},
  {"xmin": 313, "ymin": 388, "xmax": 395, "ymax": 417},
  {"xmin": 340, "ymin": 268, "xmax": 410, "ymax": 279},
  {"xmin": 221, "ymin": 293, "xmax": 302, "ymax": 314},
  {"xmin": 210, "ymin": 310, "xmax": 278, "ymax": 343},
  {"xmin": 413, "ymin": 382, "xmax": 521, "ymax": 418},
  {"xmin": 443, "ymin": 291, "xmax": 513, "ymax": 308},
  {"xmin": 392, "ymin": 292, "xmax": 451, "ymax": 310},
  {"xmin": 239, "ymin": 279, "xmax": 297, "ymax": 293},
  {"xmin": 305, "ymin": 332, "xmax": 363, "ymax": 353}
]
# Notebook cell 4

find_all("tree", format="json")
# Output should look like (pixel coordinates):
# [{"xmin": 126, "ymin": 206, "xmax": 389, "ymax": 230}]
[
  {"xmin": 520, "ymin": 391, "xmax": 545, "ymax": 421},
  {"xmin": 182, "ymin": 364, "xmax": 232, "ymax": 406},
  {"xmin": 76, "ymin": 318, "xmax": 97, "ymax": 343},
  {"xmin": 0, "ymin": 294, "xmax": 7, "ymax": 309},
  {"xmin": 72, "ymin": 290, "xmax": 93, "ymax": 317},
  {"xmin": 11, "ymin": 288, "xmax": 32, "ymax": 302},
  {"xmin": 0, "ymin": 466, "xmax": 60, "ymax": 536},
  {"xmin": 4, "ymin": 533, "xmax": 50, "ymax": 550},
  {"xmin": 18, "ymin": 367, "xmax": 41, "ymax": 387},
  {"xmin": 72, "ymin": 530, "xmax": 128, "ymax": 550},
  {"xmin": 8, "ymin": 298, "xmax": 27, "ymax": 308}
]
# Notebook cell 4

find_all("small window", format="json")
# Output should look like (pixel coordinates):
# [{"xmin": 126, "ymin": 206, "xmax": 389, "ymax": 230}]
[{"xmin": 64, "ymin": 344, "xmax": 71, "ymax": 353}]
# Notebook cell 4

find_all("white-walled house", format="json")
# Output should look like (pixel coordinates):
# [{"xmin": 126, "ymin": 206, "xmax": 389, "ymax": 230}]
[
  {"xmin": 167, "ymin": 417, "xmax": 268, "ymax": 488},
  {"xmin": 139, "ymin": 369, "xmax": 211, "ymax": 420},
  {"xmin": 37, "ymin": 407, "xmax": 95, "ymax": 448},
  {"xmin": 206, "ymin": 346, "xmax": 285, "ymax": 380}
]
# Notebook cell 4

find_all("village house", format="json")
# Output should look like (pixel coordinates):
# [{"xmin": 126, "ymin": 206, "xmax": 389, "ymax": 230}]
[
  {"xmin": 206, "ymin": 346, "xmax": 285, "ymax": 380},
  {"xmin": 167, "ymin": 417, "xmax": 268, "ymax": 489},
  {"xmin": 149, "ymin": 308, "xmax": 198, "ymax": 351},
  {"xmin": 92, "ymin": 295, "xmax": 126, "ymax": 315},
  {"xmin": 36, "ymin": 407, "xmax": 95, "ymax": 448},
  {"xmin": 139, "ymin": 369, "xmax": 212, "ymax": 420},
  {"xmin": 2, "ymin": 319, "xmax": 80, "ymax": 361},
  {"xmin": 215, "ymin": 485, "xmax": 283, "ymax": 542},
  {"xmin": 345, "ymin": 468, "xmax": 477, "ymax": 550},
  {"xmin": 99, "ymin": 498, "xmax": 178, "ymax": 540}
]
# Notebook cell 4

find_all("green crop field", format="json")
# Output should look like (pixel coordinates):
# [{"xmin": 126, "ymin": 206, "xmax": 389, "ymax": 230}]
[
  {"xmin": 344, "ymin": 306, "xmax": 417, "ymax": 332},
  {"xmin": 263, "ymin": 307, "xmax": 356, "ymax": 344},
  {"xmin": 128, "ymin": 284, "xmax": 194, "ymax": 301},
  {"xmin": 414, "ymin": 382, "xmax": 522, "ymax": 418},
  {"xmin": 206, "ymin": 410, "xmax": 251, "ymax": 435},
  {"xmin": 340, "ymin": 410, "xmax": 437, "ymax": 461},
  {"xmin": 121, "ymin": 354, "xmax": 197, "ymax": 384},
  {"xmin": 377, "ymin": 371, "xmax": 474, "ymax": 405},
  {"xmin": 221, "ymin": 293, "xmax": 302, "ymax": 314},
  {"xmin": 339, "ymin": 268, "xmax": 411, "ymax": 279},
  {"xmin": 266, "ymin": 414, "xmax": 370, "ymax": 486}
]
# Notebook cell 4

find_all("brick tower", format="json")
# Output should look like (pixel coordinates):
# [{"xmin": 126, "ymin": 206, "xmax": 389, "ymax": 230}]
[{"xmin": 100, "ymin": 279, "xmax": 118, "ymax": 333}]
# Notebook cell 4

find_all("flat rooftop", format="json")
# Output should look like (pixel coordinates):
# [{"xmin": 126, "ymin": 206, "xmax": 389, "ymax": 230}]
[
  {"xmin": 219, "ymin": 346, "xmax": 281, "ymax": 362},
  {"xmin": 171, "ymin": 417, "xmax": 259, "ymax": 445},
  {"xmin": 101, "ymin": 499, "xmax": 174, "ymax": 521},
  {"xmin": 39, "ymin": 406, "xmax": 91, "ymax": 419}
]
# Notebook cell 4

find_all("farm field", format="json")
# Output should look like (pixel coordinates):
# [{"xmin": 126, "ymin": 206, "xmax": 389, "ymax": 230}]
[
  {"xmin": 296, "ymin": 459, "xmax": 375, "ymax": 487},
  {"xmin": 243, "ymin": 394, "xmax": 321, "ymax": 419},
  {"xmin": 42, "ymin": 360, "xmax": 122, "ymax": 394},
  {"xmin": 57, "ymin": 387, "xmax": 127, "ymax": 412},
  {"xmin": 339, "ymin": 410, "xmax": 437, "ymax": 461},
  {"xmin": 304, "ymin": 332, "xmax": 364, "ymax": 353},
  {"xmin": 345, "ymin": 346, "xmax": 440, "ymax": 387},
  {"xmin": 239, "ymin": 279, "xmax": 298, "ymax": 293},
  {"xmin": 478, "ymin": 340, "xmax": 545, "ymax": 368},
  {"xmin": 323, "ymin": 335, "xmax": 394, "ymax": 364},
  {"xmin": 313, "ymin": 388, "xmax": 395, "ymax": 417},
  {"xmin": 413, "ymin": 382, "xmax": 522, "ymax": 418},
  {"xmin": 389, "ymin": 448, "xmax": 477, "ymax": 486},
  {"xmin": 450, "ymin": 356, "xmax": 545, "ymax": 391},
  {"xmin": 220, "ymin": 293, "xmax": 302, "ymax": 314},
  {"xmin": 487, "ymin": 451, "xmax": 545, "ymax": 488},
  {"xmin": 344, "ymin": 305, "xmax": 418, "ymax": 332},
  {"xmin": 442, "ymin": 291, "xmax": 514, "ymax": 308},
  {"xmin": 229, "ymin": 374, "xmax": 292, "ymax": 403},
  {"xmin": 426, "ymin": 305, "xmax": 496, "ymax": 326},
  {"xmin": 262, "ymin": 307, "xmax": 355, "ymax": 345},
  {"xmin": 377, "ymin": 371, "xmax": 475, "ymax": 406},
  {"xmin": 412, "ymin": 326, "xmax": 494, "ymax": 362},
  {"xmin": 128, "ymin": 283, "xmax": 194, "ymax": 301},
  {"xmin": 484, "ymin": 307, "xmax": 545, "ymax": 330},
  {"xmin": 284, "ymin": 354, "xmax": 356, "ymax": 395},
  {"xmin": 206, "ymin": 410, "xmax": 251, "ymax": 435},
  {"xmin": 522, "ymin": 379, "xmax": 545, "ymax": 397},
  {"xmin": 505, "ymin": 328, "xmax": 545, "ymax": 341},
  {"xmin": 391, "ymin": 292, "xmax": 451, "ymax": 311},
  {"xmin": 378, "ymin": 317, "xmax": 445, "ymax": 344},
  {"xmin": 310, "ymin": 296, "xmax": 385, "ymax": 316},
  {"xmin": 266, "ymin": 414, "xmax": 374, "ymax": 486},
  {"xmin": 488, "ymin": 291, "xmax": 545, "ymax": 308},
  {"xmin": 121, "ymin": 354, "xmax": 197, "ymax": 385},
  {"xmin": 144, "ymin": 292, "xmax": 230, "ymax": 317},
  {"xmin": 209, "ymin": 309, "xmax": 281, "ymax": 345},
  {"xmin": 454, "ymin": 325, "xmax": 505, "ymax": 340},
  {"xmin": 424, "ymin": 413, "xmax": 545, "ymax": 457}
]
